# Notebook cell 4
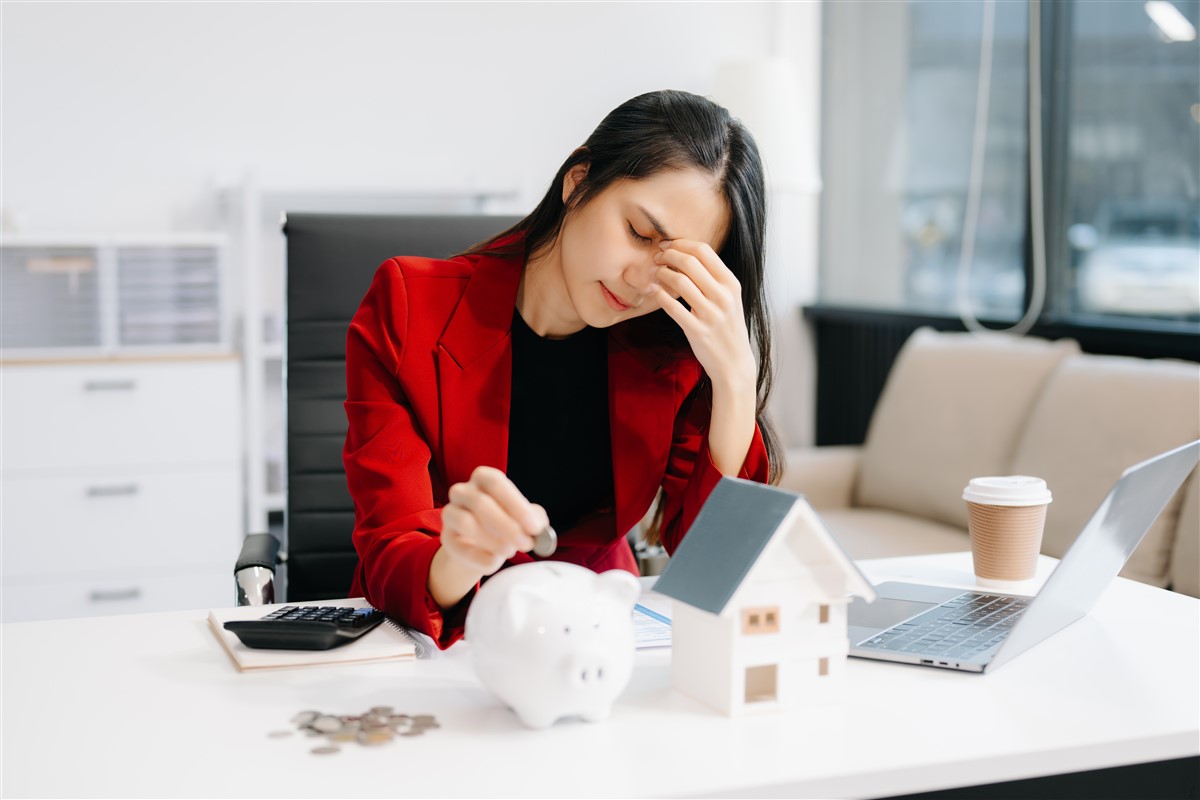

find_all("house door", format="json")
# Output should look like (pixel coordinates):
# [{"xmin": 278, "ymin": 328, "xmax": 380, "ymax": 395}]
[{"xmin": 744, "ymin": 664, "xmax": 778, "ymax": 704}]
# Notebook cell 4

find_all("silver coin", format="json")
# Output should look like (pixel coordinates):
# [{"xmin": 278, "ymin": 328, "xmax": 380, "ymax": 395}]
[
  {"xmin": 291, "ymin": 711, "xmax": 319, "ymax": 726},
  {"xmin": 267, "ymin": 730, "xmax": 293, "ymax": 739},
  {"xmin": 369, "ymin": 705, "xmax": 393, "ymax": 716},
  {"xmin": 412, "ymin": 714, "xmax": 435, "ymax": 724},
  {"xmin": 311, "ymin": 745, "xmax": 340, "ymax": 755},
  {"xmin": 311, "ymin": 715, "xmax": 342, "ymax": 733},
  {"xmin": 533, "ymin": 525, "xmax": 557, "ymax": 557},
  {"xmin": 358, "ymin": 729, "xmax": 392, "ymax": 746}
]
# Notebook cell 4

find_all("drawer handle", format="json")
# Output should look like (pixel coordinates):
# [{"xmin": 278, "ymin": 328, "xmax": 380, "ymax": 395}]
[
  {"xmin": 86, "ymin": 484, "xmax": 140, "ymax": 498},
  {"xmin": 89, "ymin": 587, "xmax": 142, "ymax": 603},
  {"xmin": 83, "ymin": 380, "xmax": 137, "ymax": 392}
]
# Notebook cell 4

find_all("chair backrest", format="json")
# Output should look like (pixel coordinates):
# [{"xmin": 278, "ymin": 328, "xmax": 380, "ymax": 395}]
[{"xmin": 282, "ymin": 213, "xmax": 521, "ymax": 600}]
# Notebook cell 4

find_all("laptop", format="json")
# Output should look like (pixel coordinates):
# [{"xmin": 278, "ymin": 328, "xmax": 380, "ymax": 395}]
[{"xmin": 847, "ymin": 439, "xmax": 1200, "ymax": 673}]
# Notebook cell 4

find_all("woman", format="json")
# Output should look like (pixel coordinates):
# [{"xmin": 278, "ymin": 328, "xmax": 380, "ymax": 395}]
[{"xmin": 344, "ymin": 89, "xmax": 781, "ymax": 649}]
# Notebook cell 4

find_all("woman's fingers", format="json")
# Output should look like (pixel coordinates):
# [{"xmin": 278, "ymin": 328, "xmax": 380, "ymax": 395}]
[
  {"xmin": 652, "ymin": 259, "xmax": 712, "ymax": 316},
  {"xmin": 660, "ymin": 239, "xmax": 741, "ymax": 294},
  {"xmin": 448, "ymin": 479, "xmax": 531, "ymax": 552},
  {"xmin": 654, "ymin": 243, "xmax": 725, "ymax": 301},
  {"xmin": 470, "ymin": 466, "xmax": 545, "ymax": 535},
  {"xmin": 653, "ymin": 286, "xmax": 701, "ymax": 336},
  {"xmin": 442, "ymin": 467, "xmax": 544, "ymax": 574}
]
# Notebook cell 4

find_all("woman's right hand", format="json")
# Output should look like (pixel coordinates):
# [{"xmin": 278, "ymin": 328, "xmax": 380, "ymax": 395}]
[{"xmin": 438, "ymin": 466, "xmax": 547, "ymax": 577}]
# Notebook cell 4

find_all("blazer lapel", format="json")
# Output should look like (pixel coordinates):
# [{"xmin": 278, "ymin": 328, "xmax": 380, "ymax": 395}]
[
  {"xmin": 437, "ymin": 252, "xmax": 522, "ymax": 487},
  {"xmin": 608, "ymin": 336, "xmax": 678, "ymax": 537}
]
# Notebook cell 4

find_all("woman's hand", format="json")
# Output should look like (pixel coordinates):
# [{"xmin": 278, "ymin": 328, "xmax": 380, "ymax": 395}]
[
  {"xmin": 651, "ymin": 239, "xmax": 756, "ymax": 395},
  {"xmin": 439, "ymin": 466, "xmax": 547, "ymax": 576},
  {"xmin": 651, "ymin": 239, "xmax": 759, "ymax": 477}
]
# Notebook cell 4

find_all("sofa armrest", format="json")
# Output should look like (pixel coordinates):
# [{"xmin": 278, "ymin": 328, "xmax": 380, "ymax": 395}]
[{"xmin": 779, "ymin": 445, "xmax": 862, "ymax": 510}]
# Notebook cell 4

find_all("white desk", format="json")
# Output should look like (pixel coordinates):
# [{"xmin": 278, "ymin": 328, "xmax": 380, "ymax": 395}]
[{"xmin": 2, "ymin": 553, "xmax": 1197, "ymax": 798}]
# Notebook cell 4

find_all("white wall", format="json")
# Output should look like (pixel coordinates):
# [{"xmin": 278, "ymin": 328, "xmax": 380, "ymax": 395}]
[
  {"xmin": 2, "ymin": 0, "xmax": 822, "ymax": 446},
  {"xmin": 3, "ymin": 1, "xmax": 782, "ymax": 230}
]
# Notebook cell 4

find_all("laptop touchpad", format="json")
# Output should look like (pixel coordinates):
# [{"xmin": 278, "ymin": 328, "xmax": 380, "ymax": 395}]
[{"xmin": 848, "ymin": 597, "xmax": 937, "ymax": 631}]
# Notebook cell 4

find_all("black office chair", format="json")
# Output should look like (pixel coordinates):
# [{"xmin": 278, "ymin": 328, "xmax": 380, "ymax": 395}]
[{"xmin": 234, "ymin": 213, "xmax": 521, "ymax": 605}]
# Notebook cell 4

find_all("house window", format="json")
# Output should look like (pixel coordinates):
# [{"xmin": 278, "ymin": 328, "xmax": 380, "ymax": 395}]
[
  {"xmin": 741, "ymin": 606, "xmax": 781, "ymax": 635},
  {"xmin": 744, "ymin": 664, "xmax": 778, "ymax": 703},
  {"xmin": 819, "ymin": 604, "xmax": 830, "ymax": 624},
  {"xmin": 819, "ymin": 658, "xmax": 830, "ymax": 677}
]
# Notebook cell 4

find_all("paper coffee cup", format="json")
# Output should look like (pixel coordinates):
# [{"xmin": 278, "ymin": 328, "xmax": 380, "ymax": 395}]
[{"xmin": 962, "ymin": 476, "xmax": 1052, "ymax": 585}]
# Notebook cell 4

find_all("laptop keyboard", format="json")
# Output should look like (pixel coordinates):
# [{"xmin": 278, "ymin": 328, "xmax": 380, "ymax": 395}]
[{"xmin": 859, "ymin": 592, "xmax": 1030, "ymax": 660}]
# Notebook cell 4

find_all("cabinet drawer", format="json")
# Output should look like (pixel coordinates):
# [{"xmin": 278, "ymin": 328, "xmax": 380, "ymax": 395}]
[
  {"xmin": 1, "ymin": 566, "xmax": 233, "ymax": 623},
  {"xmin": 0, "ymin": 358, "xmax": 240, "ymax": 471},
  {"xmin": 2, "ymin": 466, "xmax": 242, "ymax": 578}
]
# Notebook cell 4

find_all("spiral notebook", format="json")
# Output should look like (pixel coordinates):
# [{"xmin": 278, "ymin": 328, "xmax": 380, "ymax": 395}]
[{"xmin": 207, "ymin": 597, "xmax": 425, "ymax": 671}]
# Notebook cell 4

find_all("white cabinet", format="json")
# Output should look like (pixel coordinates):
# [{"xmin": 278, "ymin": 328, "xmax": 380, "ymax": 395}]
[
  {"xmin": 1, "ymin": 358, "xmax": 243, "ymax": 622},
  {"xmin": 1, "ymin": 236, "xmax": 243, "ymax": 623}
]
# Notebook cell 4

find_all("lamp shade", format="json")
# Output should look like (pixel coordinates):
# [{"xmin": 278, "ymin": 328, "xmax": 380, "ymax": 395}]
[{"xmin": 712, "ymin": 57, "xmax": 822, "ymax": 194}]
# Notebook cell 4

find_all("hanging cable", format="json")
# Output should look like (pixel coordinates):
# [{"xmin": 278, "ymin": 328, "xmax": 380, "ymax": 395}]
[{"xmin": 957, "ymin": 0, "xmax": 1047, "ymax": 335}]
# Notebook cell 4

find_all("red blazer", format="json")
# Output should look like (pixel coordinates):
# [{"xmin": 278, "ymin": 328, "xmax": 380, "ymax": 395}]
[{"xmin": 343, "ymin": 232, "xmax": 770, "ymax": 648}]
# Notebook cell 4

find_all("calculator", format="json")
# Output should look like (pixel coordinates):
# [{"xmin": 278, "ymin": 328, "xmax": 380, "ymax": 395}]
[{"xmin": 223, "ymin": 605, "xmax": 386, "ymax": 650}]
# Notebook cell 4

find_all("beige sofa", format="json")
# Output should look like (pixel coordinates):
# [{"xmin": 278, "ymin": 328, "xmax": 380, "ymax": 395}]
[{"xmin": 780, "ymin": 327, "xmax": 1200, "ymax": 597}]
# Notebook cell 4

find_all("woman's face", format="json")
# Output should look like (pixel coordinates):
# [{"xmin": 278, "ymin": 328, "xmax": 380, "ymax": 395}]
[{"xmin": 556, "ymin": 165, "xmax": 730, "ymax": 328}]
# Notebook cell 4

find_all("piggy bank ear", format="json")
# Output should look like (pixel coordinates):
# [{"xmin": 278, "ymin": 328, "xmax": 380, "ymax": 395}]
[
  {"xmin": 501, "ymin": 584, "xmax": 551, "ymax": 635},
  {"xmin": 596, "ymin": 569, "xmax": 640, "ymax": 609}
]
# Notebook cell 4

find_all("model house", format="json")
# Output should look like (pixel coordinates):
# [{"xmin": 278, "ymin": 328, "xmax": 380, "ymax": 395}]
[{"xmin": 654, "ymin": 477, "xmax": 878, "ymax": 716}]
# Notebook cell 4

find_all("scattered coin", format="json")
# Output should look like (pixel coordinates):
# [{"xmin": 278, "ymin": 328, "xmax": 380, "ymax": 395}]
[
  {"xmin": 311, "ymin": 714, "xmax": 342, "ymax": 733},
  {"xmin": 358, "ymin": 730, "xmax": 392, "ymax": 746},
  {"xmin": 271, "ymin": 706, "xmax": 441, "ymax": 755}
]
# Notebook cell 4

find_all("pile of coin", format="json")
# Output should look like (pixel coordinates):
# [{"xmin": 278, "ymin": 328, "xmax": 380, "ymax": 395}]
[{"xmin": 268, "ymin": 706, "xmax": 440, "ymax": 755}]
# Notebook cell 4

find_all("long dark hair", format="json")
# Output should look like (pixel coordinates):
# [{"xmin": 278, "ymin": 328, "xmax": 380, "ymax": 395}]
[{"xmin": 457, "ymin": 89, "xmax": 782, "ymax": 498}]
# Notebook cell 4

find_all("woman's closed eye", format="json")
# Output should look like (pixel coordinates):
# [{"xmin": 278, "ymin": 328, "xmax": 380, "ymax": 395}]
[{"xmin": 626, "ymin": 222, "xmax": 653, "ymax": 244}]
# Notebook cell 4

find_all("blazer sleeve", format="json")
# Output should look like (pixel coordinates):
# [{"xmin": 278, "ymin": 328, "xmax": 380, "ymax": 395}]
[
  {"xmin": 343, "ymin": 260, "xmax": 472, "ymax": 649},
  {"xmin": 656, "ymin": 377, "xmax": 771, "ymax": 556}
]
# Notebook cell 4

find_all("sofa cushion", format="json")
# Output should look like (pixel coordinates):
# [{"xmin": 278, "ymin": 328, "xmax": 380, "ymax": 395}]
[
  {"xmin": 856, "ymin": 328, "xmax": 1080, "ymax": 530},
  {"xmin": 1170, "ymin": 468, "xmax": 1199, "ymax": 598},
  {"xmin": 817, "ymin": 508, "xmax": 969, "ymax": 560},
  {"xmin": 1010, "ymin": 354, "xmax": 1200, "ymax": 588}
]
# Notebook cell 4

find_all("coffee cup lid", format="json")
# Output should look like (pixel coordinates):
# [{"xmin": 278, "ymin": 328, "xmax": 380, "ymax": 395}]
[{"xmin": 962, "ymin": 476, "xmax": 1052, "ymax": 506}]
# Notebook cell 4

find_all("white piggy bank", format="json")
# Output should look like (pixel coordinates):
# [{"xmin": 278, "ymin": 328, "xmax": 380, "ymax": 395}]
[{"xmin": 465, "ymin": 561, "xmax": 641, "ymax": 729}]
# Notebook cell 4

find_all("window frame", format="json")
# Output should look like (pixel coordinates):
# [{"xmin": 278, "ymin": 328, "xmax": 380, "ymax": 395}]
[{"xmin": 815, "ymin": 0, "xmax": 1200, "ymax": 349}]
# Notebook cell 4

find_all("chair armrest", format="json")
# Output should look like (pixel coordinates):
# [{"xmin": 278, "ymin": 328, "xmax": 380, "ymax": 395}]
[
  {"xmin": 234, "ymin": 533, "xmax": 282, "ymax": 606},
  {"xmin": 778, "ymin": 445, "xmax": 862, "ymax": 510}
]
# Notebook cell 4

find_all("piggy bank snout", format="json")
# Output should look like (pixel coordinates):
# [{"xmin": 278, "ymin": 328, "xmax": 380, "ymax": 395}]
[{"xmin": 566, "ymin": 649, "xmax": 616, "ymax": 687}]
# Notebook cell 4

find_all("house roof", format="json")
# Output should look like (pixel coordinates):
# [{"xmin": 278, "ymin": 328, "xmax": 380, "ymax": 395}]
[{"xmin": 653, "ymin": 476, "xmax": 876, "ymax": 615}]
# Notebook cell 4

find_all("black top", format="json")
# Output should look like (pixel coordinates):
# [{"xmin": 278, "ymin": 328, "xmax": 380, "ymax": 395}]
[{"xmin": 506, "ymin": 309, "xmax": 615, "ymax": 533}]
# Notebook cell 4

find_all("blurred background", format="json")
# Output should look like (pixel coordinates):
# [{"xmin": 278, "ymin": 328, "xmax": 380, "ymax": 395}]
[{"xmin": 2, "ymin": 0, "xmax": 1197, "ymax": 622}]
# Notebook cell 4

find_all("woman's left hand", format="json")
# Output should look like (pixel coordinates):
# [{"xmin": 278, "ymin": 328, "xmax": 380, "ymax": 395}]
[{"xmin": 651, "ymin": 239, "xmax": 756, "ymax": 394}]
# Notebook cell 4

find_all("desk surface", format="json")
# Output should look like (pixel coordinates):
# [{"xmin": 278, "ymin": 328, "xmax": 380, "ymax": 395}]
[{"xmin": 2, "ymin": 552, "xmax": 1197, "ymax": 799}]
